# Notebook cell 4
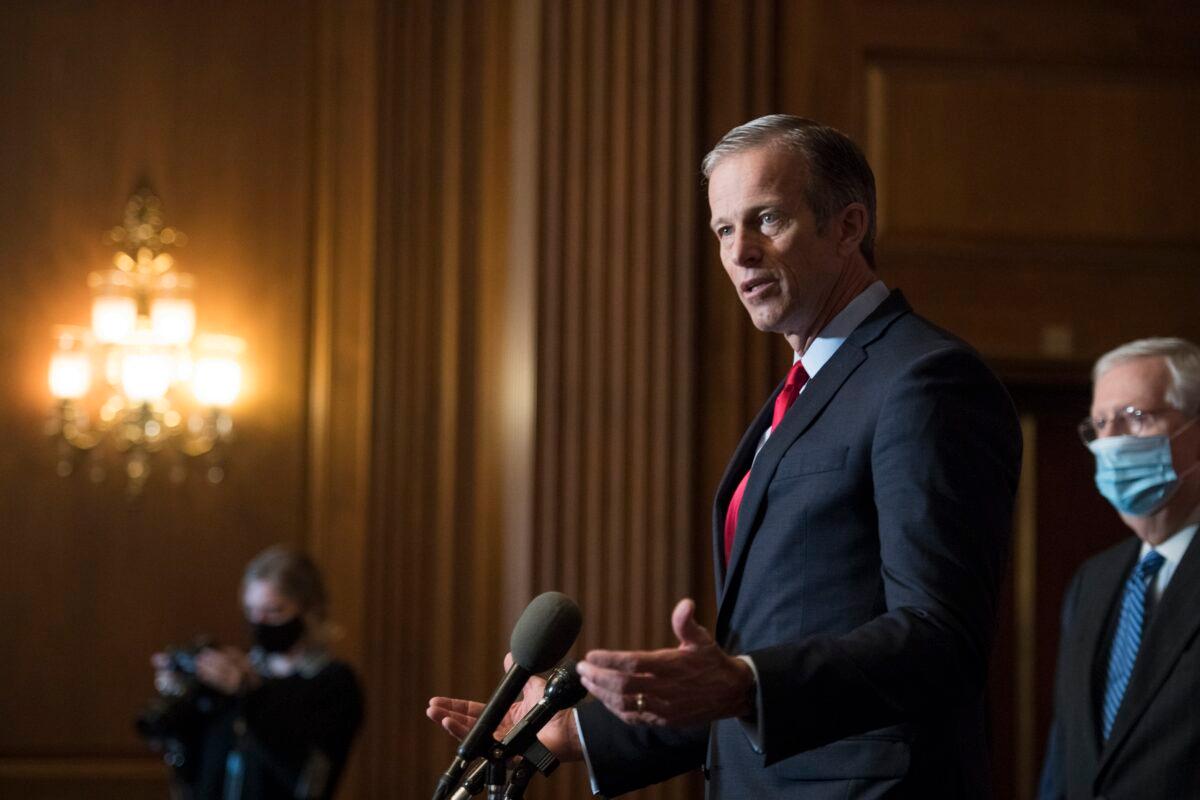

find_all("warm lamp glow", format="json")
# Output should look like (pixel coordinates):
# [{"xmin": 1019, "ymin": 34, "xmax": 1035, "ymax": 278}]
[
  {"xmin": 89, "ymin": 270, "xmax": 138, "ymax": 344},
  {"xmin": 192, "ymin": 335, "xmax": 244, "ymax": 407},
  {"xmin": 50, "ymin": 187, "xmax": 241, "ymax": 493},
  {"xmin": 92, "ymin": 295, "xmax": 138, "ymax": 344},
  {"xmin": 120, "ymin": 337, "xmax": 173, "ymax": 402},
  {"xmin": 150, "ymin": 272, "xmax": 195, "ymax": 345},
  {"xmin": 49, "ymin": 353, "xmax": 91, "ymax": 399},
  {"xmin": 193, "ymin": 359, "xmax": 242, "ymax": 407},
  {"xmin": 49, "ymin": 326, "xmax": 93, "ymax": 400},
  {"xmin": 150, "ymin": 297, "xmax": 196, "ymax": 344}
]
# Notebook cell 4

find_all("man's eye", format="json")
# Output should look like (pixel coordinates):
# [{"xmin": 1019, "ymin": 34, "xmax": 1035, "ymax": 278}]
[
  {"xmin": 760, "ymin": 213, "xmax": 779, "ymax": 227},
  {"xmin": 716, "ymin": 226, "xmax": 732, "ymax": 238}
]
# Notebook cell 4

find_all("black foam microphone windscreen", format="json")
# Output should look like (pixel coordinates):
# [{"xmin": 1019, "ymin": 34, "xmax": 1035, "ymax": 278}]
[
  {"xmin": 509, "ymin": 591, "xmax": 583, "ymax": 672},
  {"xmin": 431, "ymin": 592, "xmax": 582, "ymax": 800}
]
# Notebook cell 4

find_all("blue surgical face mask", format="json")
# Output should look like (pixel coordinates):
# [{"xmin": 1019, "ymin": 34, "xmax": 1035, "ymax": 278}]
[{"xmin": 1089, "ymin": 418, "xmax": 1197, "ymax": 516}]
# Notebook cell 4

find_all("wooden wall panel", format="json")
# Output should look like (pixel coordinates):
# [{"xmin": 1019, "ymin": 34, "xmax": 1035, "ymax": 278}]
[
  {"xmin": 524, "ymin": 2, "xmax": 702, "ymax": 797},
  {"xmin": 849, "ymin": 5, "xmax": 1200, "ymax": 364},
  {"xmin": 0, "ymin": 1, "xmax": 319, "ymax": 795},
  {"xmin": 366, "ymin": 1, "xmax": 709, "ymax": 797},
  {"xmin": 363, "ymin": 0, "xmax": 516, "ymax": 796},
  {"xmin": 875, "ymin": 65, "xmax": 1200, "ymax": 242},
  {"xmin": 867, "ymin": 59, "xmax": 1200, "ymax": 359}
]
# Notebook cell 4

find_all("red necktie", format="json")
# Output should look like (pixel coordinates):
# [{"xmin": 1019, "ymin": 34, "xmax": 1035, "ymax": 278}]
[{"xmin": 723, "ymin": 360, "xmax": 809, "ymax": 564}]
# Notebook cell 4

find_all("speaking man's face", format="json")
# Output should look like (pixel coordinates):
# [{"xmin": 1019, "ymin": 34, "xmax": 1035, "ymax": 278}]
[{"xmin": 707, "ymin": 146, "xmax": 845, "ymax": 341}]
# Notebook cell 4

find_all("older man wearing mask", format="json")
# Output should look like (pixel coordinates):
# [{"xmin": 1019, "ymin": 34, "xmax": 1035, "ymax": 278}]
[{"xmin": 1040, "ymin": 337, "xmax": 1200, "ymax": 800}]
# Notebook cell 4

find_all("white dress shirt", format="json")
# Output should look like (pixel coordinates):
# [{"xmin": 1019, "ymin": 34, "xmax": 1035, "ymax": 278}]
[{"xmin": 1140, "ymin": 522, "xmax": 1198, "ymax": 602}]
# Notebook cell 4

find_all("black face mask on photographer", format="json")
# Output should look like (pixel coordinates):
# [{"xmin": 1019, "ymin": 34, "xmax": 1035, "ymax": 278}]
[{"xmin": 251, "ymin": 616, "xmax": 306, "ymax": 654}]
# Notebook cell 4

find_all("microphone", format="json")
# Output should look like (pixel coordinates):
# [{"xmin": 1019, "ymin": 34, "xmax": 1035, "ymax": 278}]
[
  {"xmin": 449, "ymin": 662, "xmax": 589, "ymax": 800},
  {"xmin": 432, "ymin": 592, "xmax": 582, "ymax": 800}
]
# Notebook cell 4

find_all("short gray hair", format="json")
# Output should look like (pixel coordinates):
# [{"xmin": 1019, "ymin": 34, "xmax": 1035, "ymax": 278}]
[
  {"xmin": 701, "ymin": 114, "xmax": 877, "ymax": 267},
  {"xmin": 1093, "ymin": 337, "xmax": 1200, "ymax": 416}
]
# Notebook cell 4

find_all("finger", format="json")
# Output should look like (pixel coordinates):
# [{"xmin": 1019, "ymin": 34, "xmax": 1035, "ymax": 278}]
[
  {"xmin": 671, "ymin": 598, "xmax": 714, "ymax": 649},
  {"xmin": 427, "ymin": 697, "xmax": 485, "ymax": 718},
  {"xmin": 578, "ymin": 675, "xmax": 668, "ymax": 726},
  {"xmin": 441, "ymin": 715, "xmax": 474, "ymax": 739},
  {"xmin": 582, "ymin": 647, "xmax": 678, "ymax": 673},
  {"xmin": 575, "ymin": 662, "xmax": 658, "ymax": 695},
  {"xmin": 426, "ymin": 705, "xmax": 477, "ymax": 733},
  {"xmin": 426, "ymin": 708, "xmax": 475, "ymax": 740},
  {"xmin": 503, "ymin": 651, "xmax": 515, "ymax": 672}
]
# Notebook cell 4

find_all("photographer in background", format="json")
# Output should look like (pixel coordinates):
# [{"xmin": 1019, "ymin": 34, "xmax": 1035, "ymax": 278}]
[{"xmin": 148, "ymin": 545, "xmax": 364, "ymax": 800}]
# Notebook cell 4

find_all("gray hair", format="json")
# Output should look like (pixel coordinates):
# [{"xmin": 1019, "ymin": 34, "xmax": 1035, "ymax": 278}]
[
  {"xmin": 1093, "ymin": 337, "xmax": 1200, "ymax": 416},
  {"xmin": 701, "ymin": 114, "xmax": 877, "ymax": 267}
]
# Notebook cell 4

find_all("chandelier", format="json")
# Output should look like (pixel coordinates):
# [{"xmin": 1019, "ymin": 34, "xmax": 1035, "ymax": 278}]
[{"xmin": 47, "ymin": 187, "xmax": 245, "ymax": 494}]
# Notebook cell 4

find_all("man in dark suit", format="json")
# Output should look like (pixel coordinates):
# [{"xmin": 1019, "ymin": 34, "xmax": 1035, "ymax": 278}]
[
  {"xmin": 428, "ymin": 115, "xmax": 1022, "ymax": 798},
  {"xmin": 1039, "ymin": 337, "xmax": 1200, "ymax": 800}
]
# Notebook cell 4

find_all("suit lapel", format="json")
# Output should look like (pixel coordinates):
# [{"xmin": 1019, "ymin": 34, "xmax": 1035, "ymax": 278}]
[
  {"xmin": 1097, "ymin": 532, "xmax": 1200, "ymax": 779},
  {"xmin": 711, "ymin": 395, "xmax": 776, "ymax": 589},
  {"xmin": 1067, "ymin": 541, "xmax": 1136, "ymax": 770},
  {"xmin": 713, "ymin": 291, "xmax": 911, "ymax": 631}
]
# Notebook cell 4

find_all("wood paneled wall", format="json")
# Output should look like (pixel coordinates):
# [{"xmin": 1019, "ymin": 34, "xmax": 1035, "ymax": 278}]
[
  {"xmin": 362, "ymin": 0, "xmax": 515, "ymax": 795},
  {"xmin": 3, "ymin": 1, "xmax": 1199, "ymax": 799},
  {"xmin": 0, "ymin": 2, "xmax": 320, "ymax": 797},
  {"xmin": 365, "ymin": 1, "xmax": 706, "ymax": 797}
]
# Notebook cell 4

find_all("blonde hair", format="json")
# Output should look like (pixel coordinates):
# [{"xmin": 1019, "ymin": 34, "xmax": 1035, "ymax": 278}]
[{"xmin": 242, "ymin": 545, "xmax": 342, "ymax": 646}]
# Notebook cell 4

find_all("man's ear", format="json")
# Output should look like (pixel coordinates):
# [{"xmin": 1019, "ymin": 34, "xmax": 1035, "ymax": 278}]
[{"xmin": 835, "ymin": 203, "xmax": 868, "ymax": 255}]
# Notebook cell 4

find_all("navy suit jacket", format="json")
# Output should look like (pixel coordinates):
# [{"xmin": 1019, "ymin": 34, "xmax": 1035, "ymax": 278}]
[
  {"xmin": 578, "ymin": 291, "xmax": 1022, "ymax": 798},
  {"xmin": 1039, "ymin": 532, "xmax": 1200, "ymax": 800}
]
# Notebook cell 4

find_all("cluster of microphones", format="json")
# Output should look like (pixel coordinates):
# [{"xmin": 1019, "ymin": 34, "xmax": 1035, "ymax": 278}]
[{"xmin": 432, "ymin": 591, "xmax": 586, "ymax": 800}]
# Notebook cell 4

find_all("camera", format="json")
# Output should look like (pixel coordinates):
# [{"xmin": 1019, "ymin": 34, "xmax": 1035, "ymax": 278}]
[{"xmin": 135, "ymin": 637, "xmax": 226, "ymax": 772}]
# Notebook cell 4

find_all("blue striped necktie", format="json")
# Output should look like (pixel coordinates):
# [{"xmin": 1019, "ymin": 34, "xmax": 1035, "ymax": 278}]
[{"xmin": 1102, "ymin": 549, "xmax": 1166, "ymax": 740}]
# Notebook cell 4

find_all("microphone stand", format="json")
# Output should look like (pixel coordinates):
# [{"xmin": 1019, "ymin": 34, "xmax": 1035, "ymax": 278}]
[
  {"xmin": 501, "ymin": 762, "xmax": 534, "ymax": 800},
  {"xmin": 449, "ymin": 741, "xmax": 559, "ymax": 799},
  {"xmin": 484, "ymin": 743, "xmax": 507, "ymax": 800}
]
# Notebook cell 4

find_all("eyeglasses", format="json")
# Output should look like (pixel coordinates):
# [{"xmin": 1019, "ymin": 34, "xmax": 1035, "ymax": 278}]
[{"xmin": 1078, "ymin": 405, "xmax": 1175, "ymax": 444}]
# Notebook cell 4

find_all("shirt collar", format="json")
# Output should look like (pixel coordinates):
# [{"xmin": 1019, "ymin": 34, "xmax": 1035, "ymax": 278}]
[
  {"xmin": 796, "ymin": 280, "xmax": 889, "ymax": 376},
  {"xmin": 250, "ymin": 646, "xmax": 332, "ymax": 679},
  {"xmin": 1141, "ymin": 522, "xmax": 1199, "ymax": 566}
]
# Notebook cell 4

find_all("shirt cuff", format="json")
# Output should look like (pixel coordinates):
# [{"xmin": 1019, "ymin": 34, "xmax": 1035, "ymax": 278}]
[
  {"xmin": 736, "ymin": 654, "xmax": 764, "ymax": 754},
  {"xmin": 574, "ymin": 707, "xmax": 605, "ymax": 796}
]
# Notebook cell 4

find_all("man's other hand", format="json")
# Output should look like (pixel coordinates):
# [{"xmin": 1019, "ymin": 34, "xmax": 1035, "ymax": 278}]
[{"xmin": 425, "ymin": 652, "xmax": 584, "ymax": 763}]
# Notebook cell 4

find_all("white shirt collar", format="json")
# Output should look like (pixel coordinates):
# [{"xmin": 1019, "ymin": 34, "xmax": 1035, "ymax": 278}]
[
  {"xmin": 1141, "ymin": 522, "xmax": 1198, "ymax": 565},
  {"xmin": 1140, "ymin": 522, "xmax": 1198, "ymax": 600},
  {"xmin": 795, "ymin": 280, "xmax": 890, "ymax": 377}
]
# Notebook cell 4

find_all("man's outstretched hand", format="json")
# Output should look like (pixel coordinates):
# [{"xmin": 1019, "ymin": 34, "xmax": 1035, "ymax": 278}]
[
  {"xmin": 575, "ymin": 598, "xmax": 755, "ymax": 727},
  {"xmin": 425, "ymin": 653, "xmax": 584, "ymax": 763}
]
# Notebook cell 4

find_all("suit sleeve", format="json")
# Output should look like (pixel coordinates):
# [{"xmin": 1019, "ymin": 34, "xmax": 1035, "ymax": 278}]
[
  {"xmin": 576, "ymin": 700, "xmax": 708, "ymax": 797},
  {"xmin": 747, "ymin": 347, "xmax": 1022, "ymax": 763},
  {"xmin": 1038, "ymin": 569, "xmax": 1083, "ymax": 800}
]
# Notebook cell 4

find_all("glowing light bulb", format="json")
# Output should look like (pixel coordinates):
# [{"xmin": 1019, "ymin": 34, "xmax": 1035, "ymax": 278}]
[
  {"xmin": 192, "ymin": 334, "xmax": 244, "ymax": 407},
  {"xmin": 149, "ymin": 272, "xmax": 195, "ymax": 345},
  {"xmin": 150, "ymin": 297, "xmax": 196, "ymax": 344},
  {"xmin": 120, "ymin": 334, "xmax": 173, "ymax": 402},
  {"xmin": 89, "ymin": 270, "xmax": 138, "ymax": 344},
  {"xmin": 48, "ymin": 326, "xmax": 93, "ymax": 400},
  {"xmin": 49, "ymin": 352, "xmax": 91, "ymax": 399},
  {"xmin": 92, "ymin": 295, "xmax": 138, "ymax": 343}
]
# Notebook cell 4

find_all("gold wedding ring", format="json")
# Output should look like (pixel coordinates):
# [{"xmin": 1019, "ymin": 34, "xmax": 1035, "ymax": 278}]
[{"xmin": 635, "ymin": 692, "xmax": 646, "ymax": 712}]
